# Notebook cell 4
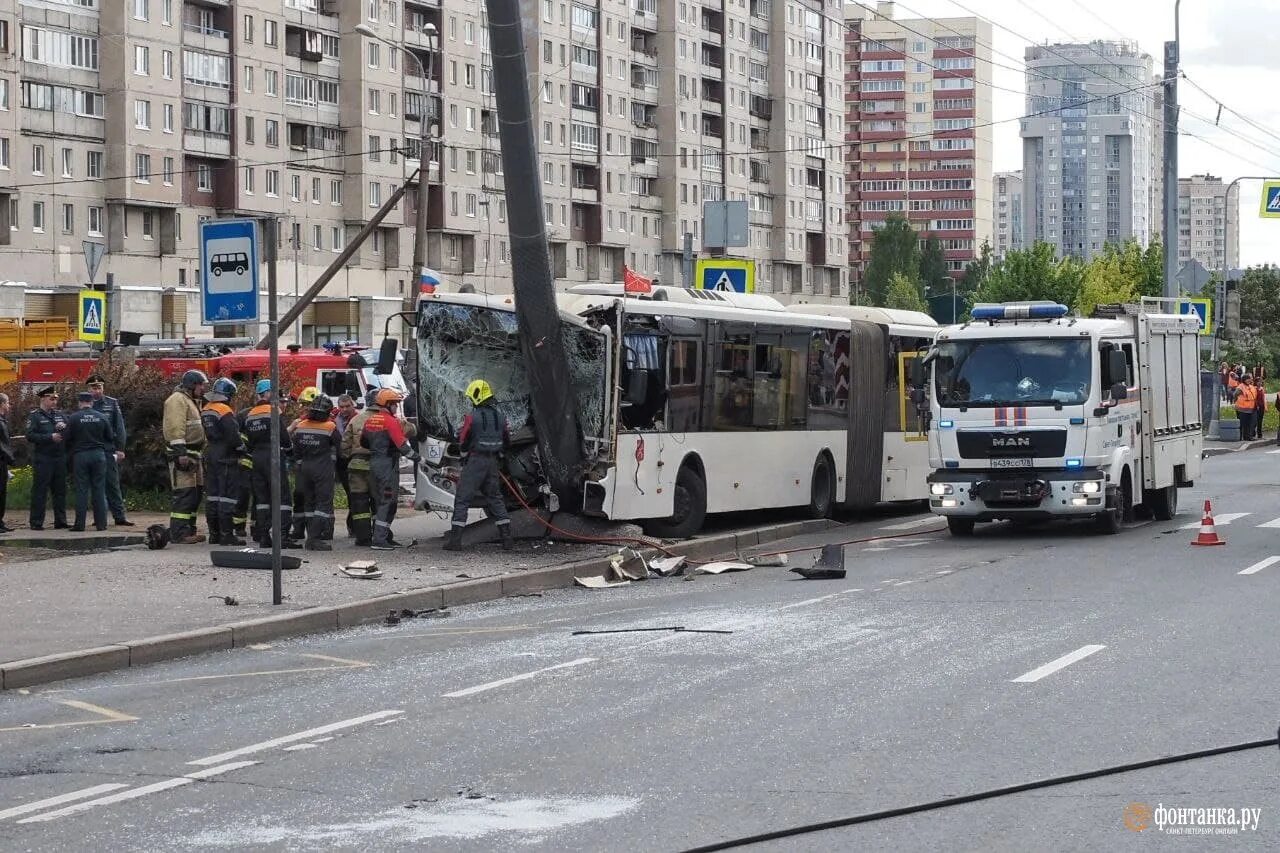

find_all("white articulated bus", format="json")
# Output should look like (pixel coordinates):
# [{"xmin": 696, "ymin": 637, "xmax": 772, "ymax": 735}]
[{"xmin": 413, "ymin": 285, "xmax": 937, "ymax": 536}]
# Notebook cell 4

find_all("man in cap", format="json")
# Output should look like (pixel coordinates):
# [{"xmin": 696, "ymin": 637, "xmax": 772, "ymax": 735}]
[
  {"xmin": 361, "ymin": 388, "xmax": 418, "ymax": 550},
  {"xmin": 26, "ymin": 387, "xmax": 68, "ymax": 531},
  {"xmin": 66, "ymin": 391, "xmax": 115, "ymax": 531},
  {"xmin": 162, "ymin": 370, "xmax": 208, "ymax": 544},
  {"xmin": 86, "ymin": 374, "xmax": 132, "ymax": 526},
  {"xmin": 0, "ymin": 392, "xmax": 14, "ymax": 534}
]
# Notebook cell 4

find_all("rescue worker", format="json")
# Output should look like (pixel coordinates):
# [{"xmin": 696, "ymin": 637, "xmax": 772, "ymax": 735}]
[
  {"xmin": 292, "ymin": 393, "xmax": 341, "ymax": 551},
  {"xmin": 66, "ymin": 391, "xmax": 115, "ymax": 532},
  {"xmin": 334, "ymin": 394, "xmax": 358, "ymax": 536},
  {"xmin": 86, "ymin": 375, "xmax": 132, "ymax": 526},
  {"xmin": 288, "ymin": 386, "xmax": 321, "ymax": 541},
  {"xmin": 0, "ymin": 392, "xmax": 13, "ymax": 534},
  {"xmin": 1234, "ymin": 374, "xmax": 1260, "ymax": 442},
  {"xmin": 26, "ymin": 386, "xmax": 68, "ymax": 531},
  {"xmin": 444, "ymin": 380, "xmax": 512, "ymax": 551},
  {"xmin": 233, "ymin": 392, "xmax": 256, "ymax": 541},
  {"xmin": 361, "ymin": 388, "xmax": 418, "ymax": 551},
  {"xmin": 243, "ymin": 380, "xmax": 302, "ymax": 549},
  {"xmin": 340, "ymin": 388, "xmax": 380, "ymax": 546},
  {"xmin": 163, "ymin": 369, "xmax": 208, "ymax": 544},
  {"xmin": 201, "ymin": 377, "xmax": 247, "ymax": 545}
]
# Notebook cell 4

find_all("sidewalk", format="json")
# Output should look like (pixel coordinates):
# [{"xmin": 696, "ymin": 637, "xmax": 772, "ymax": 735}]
[{"xmin": 0, "ymin": 507, "xmax": 612, "ymax": 665}]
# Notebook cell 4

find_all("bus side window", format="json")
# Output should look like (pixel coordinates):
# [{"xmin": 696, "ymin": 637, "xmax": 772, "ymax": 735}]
[
  {"xmin": 751, "ymin": 339, "xmax": 808, "ymax": 429},
  {"xmin": 713, "ymin": 334, "xmax": 753, "ymax": 430},
  {"xmin": 806, "ymin": 330, "xmax": 848, "ymax": 431},
  {"xmin": 667, "ymin": 339, "xmax": 701, "ymax": 432}
]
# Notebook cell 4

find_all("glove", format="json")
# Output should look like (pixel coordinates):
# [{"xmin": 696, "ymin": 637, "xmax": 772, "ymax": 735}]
[{"xmin": 175, "ymin": 455, "xmax": 194, "ymax": 472}]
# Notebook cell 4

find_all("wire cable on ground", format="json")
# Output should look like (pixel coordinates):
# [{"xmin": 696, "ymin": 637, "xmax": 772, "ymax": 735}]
[{"xmin": 678, "ymin": 732, "xmax": 1280, "ymax": 852}]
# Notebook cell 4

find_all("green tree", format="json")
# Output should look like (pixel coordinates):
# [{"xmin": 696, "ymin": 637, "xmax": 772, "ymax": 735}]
[
  {"xmin": 919, "ymin": 234, "xmax": 949, "ymax": 296},
  {"xmin": 1140, "ymin": 239, "xmax": 1164, "ymax": 298},
  {"xmin": 1076, "ymin": 253, "xmax": 1139, "ymax": 316},
  {"xmin": 972, "ymin": 242, "xmax": 1085, "ymax": 308},
  {"xmin": 863, "ymin": 215, "xmax": 921, "ymax": 306},
  {"xmin": 885, "ymin": 271, "xmax": 928, "ymax": 312},
  {"xmin": 962, "ymin": 240, "xmax": 994, "ymax": 295}
]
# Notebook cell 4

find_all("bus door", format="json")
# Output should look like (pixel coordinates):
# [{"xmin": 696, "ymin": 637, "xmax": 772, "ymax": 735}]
[{"xmin": 666, "ymin": 334, "xmax": 703, "ymax": 433}]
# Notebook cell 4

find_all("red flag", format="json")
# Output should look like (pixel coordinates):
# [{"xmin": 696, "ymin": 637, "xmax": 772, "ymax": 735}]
[{"xmin": 623, "ymin": 265, "xmax": 652, "ymax": 294}]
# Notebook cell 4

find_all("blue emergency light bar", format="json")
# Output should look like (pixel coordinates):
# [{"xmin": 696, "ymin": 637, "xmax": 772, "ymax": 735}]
[{"xmin": 971, "ymin": 302, "xmax": 1070, "ymax": 321}]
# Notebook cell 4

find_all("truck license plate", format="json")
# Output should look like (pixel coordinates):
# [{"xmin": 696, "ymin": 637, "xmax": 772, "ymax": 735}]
[{"xmin": 990, "ymin": 458, "xmax": 1033, "ymax": 469}]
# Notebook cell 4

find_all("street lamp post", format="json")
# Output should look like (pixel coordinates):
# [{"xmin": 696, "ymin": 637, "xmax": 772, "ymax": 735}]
[{"xmin": 356, "ymin": 22, "xmax": 436, "ymax": 301}]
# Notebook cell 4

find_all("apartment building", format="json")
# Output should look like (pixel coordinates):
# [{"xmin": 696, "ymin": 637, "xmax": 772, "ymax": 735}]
[
  {"xmin": 844, "ymin": 1, "xmax": 993, "ymax": 294},
  {"xmin": 1177, "ymin": 174, "xmax": 1237, "ymax": 273},
  {"xmin": 993, "ymin": 170, "xmax": 1022, "ymax": 258},
  {"xmin": 1020, "ymin": 40, "xmax": 1157, "ymax": 262},
  {"xmin": 0, "ymin": 0, "xmax": 847, "ymax": 345}
]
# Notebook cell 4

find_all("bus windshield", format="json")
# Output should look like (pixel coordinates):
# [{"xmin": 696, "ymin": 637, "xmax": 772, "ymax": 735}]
[
  {"xmin": 934, "ymin": 338, "xmax": 1092, "ymax": 407},
  {"xmin": 416, "ymin": 301, "xmax": 609, "ymax": 445}
]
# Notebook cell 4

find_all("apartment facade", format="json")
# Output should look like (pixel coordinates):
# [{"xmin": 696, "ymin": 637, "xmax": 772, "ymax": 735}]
[
  {"xmin": 0, "ymin": 0, "xmax": 847, "ymax": 346},
  {"xmin": 1020, "ymin": 40, "xmax": 1157, "ymax": 262},
  {"xmin": 992, "ymin": 169, "xmax": 1022, "ymax": 258},
  {"xmin": 1177, "ymin": 174, "xmax": 1237, "ymax": 273},
  {"xmin": 844, "ymin": 2, "xmax": 993, "ymax": 294}
]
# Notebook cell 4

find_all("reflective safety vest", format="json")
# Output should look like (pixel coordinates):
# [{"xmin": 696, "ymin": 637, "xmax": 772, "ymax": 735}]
[{"xmin": 1235, "ymin": 385, "xmax": 1260, "ymax": 412}]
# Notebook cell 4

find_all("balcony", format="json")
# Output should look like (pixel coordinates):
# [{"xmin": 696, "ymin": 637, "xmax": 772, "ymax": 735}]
[
  {"xmin": 701, "ymin": 113, "xmax": 724, "ymax": 140},
  {"xmin": 806, "ymin": 233, "xmax": 826, "ymax": 267},
  {"xmin": 702, "ymin": 77, "xmax": 724, "ymax": 106},
  {"xmin": 183, "ymin": 23, "xmax": 231, "ymax": 55},
  {"xmin": 701, "ymin": 9, "xmax": 724, "ymax": 45},
  {"xmin": 571, "ymin": 202, "xmax": 603, "ymax": 244},
  {"xmin": 632, "ymin": 0, "xmax": 658, "ymax": 31},
  {"xmin": 285, "ymin": 26, "xmax": 325, "ymax": 62},
  {"xmin": 701, "ymin": 44, "xmax": 723, "ymax": 72},
  {"xmin": 183, "ymin": 130, "xmax": 232, "ymax": 159},
  {"xmin": 749, "ymin": 95, "xmax": 772, "ymax": 120}
]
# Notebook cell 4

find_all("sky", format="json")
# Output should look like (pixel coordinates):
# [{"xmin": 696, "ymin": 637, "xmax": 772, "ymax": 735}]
[{"xmin": 858, "ymin": 0, "xmax": 1280, "ymax": 267}]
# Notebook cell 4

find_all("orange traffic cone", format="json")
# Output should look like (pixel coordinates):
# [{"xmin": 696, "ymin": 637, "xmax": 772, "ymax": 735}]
[{"xmin": 1191, "ymin": 500, "xmax": 1226, "ymax": 546}]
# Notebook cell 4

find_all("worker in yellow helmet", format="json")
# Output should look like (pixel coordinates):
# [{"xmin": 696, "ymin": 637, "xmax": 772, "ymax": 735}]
[
  {"xmin": 286, "ymin": 386, "xmax": 321, "ymax": 539},
  {"xmin": 444, "ymin": 379, "xmax": 512, "ymax": 551}
]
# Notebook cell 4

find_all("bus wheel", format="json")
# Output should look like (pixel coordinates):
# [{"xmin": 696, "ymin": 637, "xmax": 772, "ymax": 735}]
[
  {"xmin": 643, "ymin": 465, "xmax": 707, "ymax": 540},
  {"xmin": 947, "ymin": 517, "xmax": 975, "ymax": 537},
  {"xmin": 805, "ymin": 455, "xmax": 834, "ymax": 519}
]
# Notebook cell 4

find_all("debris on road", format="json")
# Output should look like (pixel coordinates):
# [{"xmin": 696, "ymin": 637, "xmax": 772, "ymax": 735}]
[
  {"xmin": 572, "ymin": 626, "xmax": 734, "ymax": 635},
  {"xmin": 648, "ymin": 555, "xmax": 687, "ymax": 576},
  {"xmin": 208, "ymin": 595, "xmax": 240, "ymax": 606},
  {"xmin": 210, "ymin": 549, "xmax": 303, "ymax": 571},
  {"xmin": 744, "ymin": 553, "xmax": 788, "ymax": 568},
  {"xmin": 609, "ymin": 548, "xmax": 649, "ymax": 581},
  {"xmin": 790, "ymin": 566, "xmax": 847, "ymax": 580},
  {"xmin": 693, "ymin": 560, "xmax": 753, "ymax": 575},
  {"xmin": 341, "ymin": 560, "xmax": 383, "ymax": 580},
  {"xmin": 385, "ymin": 606, "xmax": 454, "ymax": 625},
  {"xmin": 575, "ymin": 575, "xmax": 631, "ymax": 589}
]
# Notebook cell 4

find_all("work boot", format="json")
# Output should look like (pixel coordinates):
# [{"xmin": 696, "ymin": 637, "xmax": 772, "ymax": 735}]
[
  {"xmin": 442, "ymin": 527, "xmax": 464, "ymax": 552},
  {"xmin": 353, "ymin": 538, "xmax": 372, "ymax": 547},
  {"xmin": 176, "ymin": 532, "xmax": 207, "ymax": 545},
  {"xmin": 221, "ymin": 532, "xmax": 247, "ymax": 546},
  {"xmin": 499, "ymin": 524, "xmax": 514, "ymax": 551},
  {"xmin": 281, "ymin": 537, "xmax": 304, "ymax": 550},
  {"xmin": 306, "ymin": 540, "xmax": 332, "ymax": 551}
]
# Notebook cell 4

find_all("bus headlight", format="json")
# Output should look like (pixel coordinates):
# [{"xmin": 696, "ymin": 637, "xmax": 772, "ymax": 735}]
[
  {"xmin": 930, "ymin": 483, "xmax": 954, "ymax": 496},
  {"xmin": 1072, "ymin": 481, "xmax": 1101, "ymax": 494}
]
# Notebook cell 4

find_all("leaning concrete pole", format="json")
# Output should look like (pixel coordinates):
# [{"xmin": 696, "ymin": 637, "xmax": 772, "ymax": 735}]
[{"xmin": 483, "ymin": 0, "xmax": 584, "ymax": 501}]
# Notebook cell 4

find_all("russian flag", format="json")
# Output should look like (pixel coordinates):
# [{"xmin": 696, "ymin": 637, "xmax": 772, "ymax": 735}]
[{"xmin": 419, "ymin": 266, "xmax": 441, "ymax": 294}]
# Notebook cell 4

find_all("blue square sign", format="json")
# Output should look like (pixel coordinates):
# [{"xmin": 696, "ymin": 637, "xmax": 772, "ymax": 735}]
[{"xmin": 200, "ymin": 218, "xmax": 260, "ymax": 325}]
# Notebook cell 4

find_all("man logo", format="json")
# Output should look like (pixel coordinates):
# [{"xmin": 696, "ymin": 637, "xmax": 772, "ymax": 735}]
[
  {"xmin": 991, "ymin": 436, "xmax": 1031, "ymax": 448},
  {"xmin": 1124, "ymin": 802, "xmax": 1153, "ymax": 832}
]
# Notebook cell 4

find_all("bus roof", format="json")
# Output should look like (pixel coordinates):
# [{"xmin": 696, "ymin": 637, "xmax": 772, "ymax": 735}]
[{"xmin": 785, "ymin": 303, "xmax": 938, "ymax": 329}]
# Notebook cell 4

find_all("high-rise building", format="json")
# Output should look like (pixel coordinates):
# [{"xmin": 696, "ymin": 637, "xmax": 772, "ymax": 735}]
[
  {"xmin": 993, "ymin": 170, "xmax": 1022, "ymax": 257},
  {"xmin": 0, "ymin": 0, "xmax": 849, "ymax": 341},
  {"xmin": 1177, "ymin": 174, "xmax": 1238, "ymax": 273},
  {"xmin": 1020, "ymin": 41, "xmax": 1156, "ymax": 262},
  {"xmin": 844, "ymin": 1, "xmax": 993, "ymax": 295}
]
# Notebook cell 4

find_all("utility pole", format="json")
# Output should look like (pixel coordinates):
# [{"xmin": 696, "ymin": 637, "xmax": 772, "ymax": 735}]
[
  {"xmin": 482, "ymin": 0, "xmax": 584, "ymax": 502},
  {"xmin": 264, "ymin": 217, "xmax": 283, "ymax": 605},
  {"xmin": 1161, "ymin": 2, "xmax": 1181, "ymax": 298}
]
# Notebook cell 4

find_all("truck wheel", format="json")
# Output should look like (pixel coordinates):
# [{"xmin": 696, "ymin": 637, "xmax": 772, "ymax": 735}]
[
  {"xmin": 643, "ymin": 465, "xmax": 707, "ymax": 540},
  {"xmin": 1096, "ymin": 477, "xmax": 1130, "ymax": 535},
  {"xmin": 946, "ymin": 517, "xmax": 975, "ymax": 537},
  {"xmin": 1145, "ymin": 485, "xmax": 1178, "ymax": 521},
  {"xmin": 805, "ymin": 455, "xmax": 834, "ymax": 519}
]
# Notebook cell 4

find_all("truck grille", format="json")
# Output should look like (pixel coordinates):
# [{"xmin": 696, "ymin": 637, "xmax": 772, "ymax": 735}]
[{"xmin": 956, "ymin": 429, "xmax": 1068, "ymax": 459}]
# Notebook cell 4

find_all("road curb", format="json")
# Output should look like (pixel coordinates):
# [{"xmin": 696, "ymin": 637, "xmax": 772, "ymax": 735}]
[
  {"xmin": 0, "ymin": 517, "xmax": 837, "ymax": 691},
  {"xmin": 1202, "ymin": 438, "xmax": 1273, "ymax": 458}
]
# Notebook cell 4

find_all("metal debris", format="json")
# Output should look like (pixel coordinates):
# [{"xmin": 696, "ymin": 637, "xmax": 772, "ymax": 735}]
[
  {"xmin": 648, "ymin": 555, "xmax": 687, "ymax": 576},
  {"xmin": 341, "ymin": 561, "xmax": 383, "ymax": 580},
  {"xmin": 575, "ymin": 575, "xmax": 631, "ymax": 590},
  {"xmin": 608, "ymin": 548, "xmax": 649, "ymax": 581},
  {"xmin": 744, "ymin": 553, "xmax": 788, "ymax": 568},
  {"xmin": 208, "ymin": 595, "xmax": 240, "ymax": 606},
  {"xmin": 790, "ymin": 566, "xmax": 847, "ymax": 580},
  {"xmin": 693, "ymin": 561, "xmax": 753, "ymax": 575}
]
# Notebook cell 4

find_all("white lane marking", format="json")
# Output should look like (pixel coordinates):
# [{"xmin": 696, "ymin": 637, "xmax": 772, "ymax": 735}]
[
  {"xmin": 778, "ymin": 589, "xmax": 863, "ymax": 611},
  {"xmin": 893, "ymin": 581, "xmax": 914, "ymax": 586},
  {"xmin": 18, "ymin": 762, "xmax": 257, "ymax": 823},
  {"xmin": 1268, "ymin": 450, "xmax": 1280, "ymax": 455},
  {"xmin": 1012, "ymin": 645, "xmax": 1107, "ymax": 683},
  {"xmin": 281, "ymin": 744, "xmax": 317, "ymax": 752},
  {"xmin": 1258, "ymin": 517, "xmax": 1280, "ymax": 529},
  {"xmin": 1180, "ymin": 512, "xmax": 1250, "ymax": 529},
  {"xmin": 187, "ymin": 710, "xmax": 403, "ymax": 766},
  {"xmin": 0, "ymin": 784, "xmax": 129, "ymax": 821},
  {"xmin": 936, "ymin": 570, "xmax": 953, "ymax": 575},
  {"xmin": 443, "ymin": 658, "xmax": 597, "ymax": 698},
  {"xmin": 879, "ymin": 516, "xmax": 940, "ymax": 531},
  {"xmin": 1239, "ymin": 556, "xmax": 1280, "ymax": 576}
]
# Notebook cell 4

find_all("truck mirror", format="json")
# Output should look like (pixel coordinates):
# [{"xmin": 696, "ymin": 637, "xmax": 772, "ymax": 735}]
[
  {"xmin": 1105, "ymin": 349, "xmax": 1127, "ymax": 387},
  {"xmin": 909, "ymin": 359, "xmax": 925, "ymax": 387},
  {"xmin": 908, "ymin": 387, "xmax": 925, "ymax": 407},
  {"xmin": 375, "ymin": 338, "xmax": 398, "ymax": 375}
]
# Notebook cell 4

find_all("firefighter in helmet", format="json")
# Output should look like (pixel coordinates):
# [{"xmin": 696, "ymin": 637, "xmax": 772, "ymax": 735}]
[
  {"xmin": 292, "ymin": 393, "xmax": 342, "ymax": 550},
  {"xmin": 339, "ymin": 386, "xmax": 381, "ymax": 546},
  {"xmin": 287, "ymin": 386, "xmax": 321, "ymax": 541},
  {"xmin": 360, "ymin": 388, "xmax": 418, "ymax": 550},
  {"xmin": 242, "ymin": 379, "xmax": 301, "ymax": 549},
  {"xmin": 162, "ymin": 369, "xmax": 208, "ymax": 543},
  {"xmin": 201, "ymin": 377, "xmax": 246, "ymax": 545},
  {"xmin": 444, "ymin": 379, "xmax": 512, "ymax": 552}
]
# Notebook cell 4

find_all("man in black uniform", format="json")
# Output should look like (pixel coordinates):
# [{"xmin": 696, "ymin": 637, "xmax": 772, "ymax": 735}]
[
  {"xmin": 292, "ymin": 394, "xmax": 341, "ymax": 551},
  {"xmin": 242, "ymin": 380, "xmax": 301, "ymax": 549},
  {"xmin": 201, "ymin": 377, "xmax": 247, "ymax": 546},
  {"xmin": 444, "ymin": 380, "xmax": 512, "ymax": 551},
  {"xmin": 66, "ymin": 391, "xmax": 115, "ymax": 532},
  {"xmin": 0, "ymin": 392, "xmax": 13, "ymax": 534},
  {"xmin": 86, "ymin": 375, "xmax": 132, "ymax": 526},
  {"xmin": 26, "ymin": 387, "xmax": 68, "ymax": 531}
]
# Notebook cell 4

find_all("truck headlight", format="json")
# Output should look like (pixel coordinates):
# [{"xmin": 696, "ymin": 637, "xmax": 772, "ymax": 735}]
[
  {"xmin": 1072, "ymin": 481, "xmax": 1101, "ymax": 494},
  {"xmin": 930, "ymin": 483, "xmax": 954, "ymax": 496}
]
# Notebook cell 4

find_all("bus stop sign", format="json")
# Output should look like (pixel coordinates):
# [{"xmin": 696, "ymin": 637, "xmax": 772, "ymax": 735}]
[{"xmin": 200, "ymin": 218, "xmax": 260, "ymax": 325}]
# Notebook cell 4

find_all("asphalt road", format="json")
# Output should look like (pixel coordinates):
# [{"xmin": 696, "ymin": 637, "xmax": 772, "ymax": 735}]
[{"xmin": 1, "ymin": 449, "xmax": 1277, "ymax": 851}]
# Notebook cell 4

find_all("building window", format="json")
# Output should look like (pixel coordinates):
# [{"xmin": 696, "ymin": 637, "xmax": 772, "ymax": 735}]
[
  {"xmin": 367, "ymin": 41, "xmax": 380, "ymax": 68},
  {"xmin": 312, "ymin": 224, "xmax": 323, "ymax": 250},
  {"xmin": 32, "ymin": 202, "xmax": 44, "ymax": 233},
  {"xmin": 330, "ymin": 179, "xmax": 342, "ymax": 204},
  {"xmin": 88, "ymin": 206, "xmax": 102, "ymax": 236},
  {"xmin": 142, "ymin": 210, "xmax": 154, "ymax": 239},
  {"xmin": 197, "ymin": 163, "xmax": 212, "ymax": 191},
  {"xmin": 243, "ymin": 66, "xmax": 254, "ymax": 93},
  {"xmin": 265, "ymin": 70, "xmax": 278, "ymax": 97},
  {"xmin": 87, "ymin": 151, "xmax": 102, "ymax": 177},
  {"xmin": 135, "ymin": 99, "xmax": 151, "ymax": 129},
  {"xmin": 369, "ymin": 181, "xmax": 381, "ymax": 207},
  {"xmin": 244, "ymin": 115, "xmax": 253, "ymax": 143},
  {"xmin": 163, "ymin": 50, "xmax": 172, "ymax": 79},
  {"xmin": 266, "ymin": 119, "xmax": 279, "ymax": 147},
  {"xmin": 331, "ymin": 226, "xmax": 343, "ymax": 252},
  {"xmin": 163, "ymin": 156, "xmax": 174, "ymax": 184},
  {"xmin": 265, "ymin": 20, "xmax": 278, "ymax": 46},
  {"xmin": 32, "ymin": 144, "xmax": 44, "ymax": 175},
  {"xmin": 134, "ymin": 45, "xmax": 149, "ymax": 75},
  {"xmin": 243, "ymin": 15, "xmax": 254, "ymax": 43},
  {"xmin": 60, "ymin": 147, "xmax": 72, "ymax": 177},
  {"xmin": 61, "ymin": 203, "xmax": 74, "ymax": 234},
  {"xmin": 266, "ymin": 170, "xmax": 279, "ymax": 197},
  {"xmin": 290, "ymin": 174, "xmax": 301, "ymax": 201},
  {"xmin": 368, "ymin": 88, "xmax": 380, "ymax": 114},
  {"xmin": 311, "ymin": 176, "xmax": 321, "ymax": 204},
  {"xmin": 243, "ymin": 166, "xmax": 254, "ymax": 194},
  {"xmin": 0, "ymin": 138, "xmax": 8, "ymax": 169}
]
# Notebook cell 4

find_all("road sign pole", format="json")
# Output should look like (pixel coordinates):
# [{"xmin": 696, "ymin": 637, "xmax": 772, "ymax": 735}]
[{"xmin": 265, "ymin": 217, "xmax": 283, "ymax": 606}]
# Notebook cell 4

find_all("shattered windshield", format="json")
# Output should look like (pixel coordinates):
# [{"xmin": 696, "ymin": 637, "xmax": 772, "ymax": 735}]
[
  {"xmin": 416, "ymin": 302, "xmax": 609, "ymax": 448},
  {"xmin": 934, "ymin": 338, "xmax": 1092, "ymax": 407}
]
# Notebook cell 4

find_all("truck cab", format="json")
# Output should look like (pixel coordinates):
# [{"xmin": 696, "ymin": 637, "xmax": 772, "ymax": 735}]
[{"xmin": 925, "ymin": 301, "xmax": 1202, "ymax": 536}]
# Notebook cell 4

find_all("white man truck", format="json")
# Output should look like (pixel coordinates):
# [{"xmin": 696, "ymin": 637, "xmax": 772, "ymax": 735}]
[{"xmin": 922, "ymin": 301, "xmax": 1202, "ymax": 536}]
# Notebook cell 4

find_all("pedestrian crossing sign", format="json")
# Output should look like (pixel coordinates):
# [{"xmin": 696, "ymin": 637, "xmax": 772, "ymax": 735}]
[
  {"xmin": 1260, "ymin": 181, "xmax": 1280, "ymax": 218},
  {"xmin": 79, "ymin": 289, "xmax": 106, "ymax": 343},
  {"xmin": 695, "ymin": 258, "xmax": 755, "ymax": 294}
]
